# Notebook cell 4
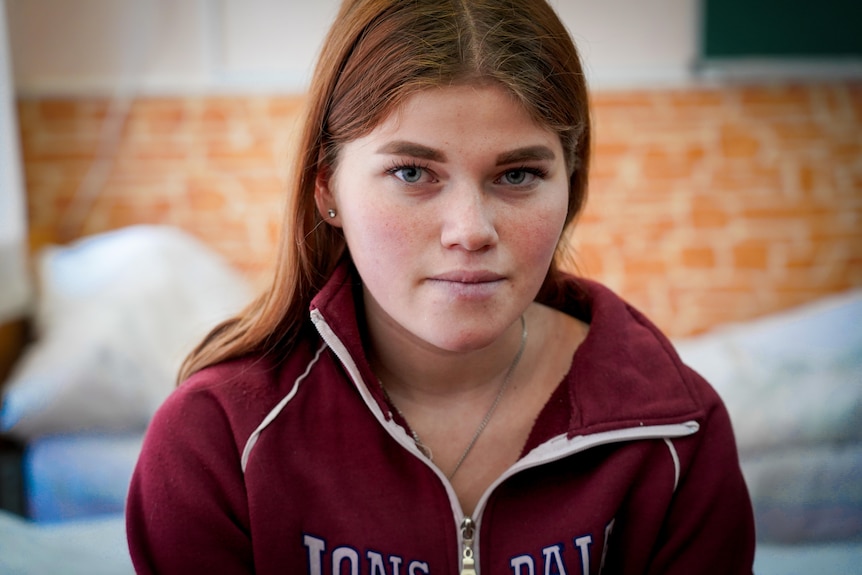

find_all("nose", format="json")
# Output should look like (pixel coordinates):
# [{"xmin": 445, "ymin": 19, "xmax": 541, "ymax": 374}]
[{"xmin": 440, "ymin": 185, "xmax": 498, "ymax": 251}]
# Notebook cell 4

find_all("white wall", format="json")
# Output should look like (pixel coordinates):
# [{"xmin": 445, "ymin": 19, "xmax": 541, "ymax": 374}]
[
  {"xmin": 0, "ymin": 0, "xmax": 31, "ymax": 322},
  {"xmin": 6, "ymin": 0, "xmax": 699, "ymax": 96},
  {"xmin": 7, "ymin": 0, "xmax": 213, "ymax": 94},
  {"xmin": 551, "ymin": 0, "xmax": 698, "ymax": 87}
]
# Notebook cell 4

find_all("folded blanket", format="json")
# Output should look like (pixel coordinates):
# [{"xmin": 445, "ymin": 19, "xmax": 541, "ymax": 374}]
[
  {"xmin": 741, "ymin": 444, "xmax": 862, "ymax": 543},
  {"xmin": 0, "ymin": 225, "xmax": 252, "ymax": 440},
  {"xmin": 674, "ymin": 289, "xmax": 862, "ymax": 455}
]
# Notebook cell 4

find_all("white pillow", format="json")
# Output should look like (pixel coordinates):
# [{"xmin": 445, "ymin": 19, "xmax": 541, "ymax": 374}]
[{"xmin": 0, "ymin": 225, "xmax": 252, "ymax": 440}]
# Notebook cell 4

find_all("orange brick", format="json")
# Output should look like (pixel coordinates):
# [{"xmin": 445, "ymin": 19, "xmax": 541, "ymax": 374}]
[
  {"xmin": 691, "ymin": 194, "xmax": 730, "ymax": 228},
  {"xmin": 591, "ymin": 91, "xmax": 655, "ymax": 111},
  {"xmin": 593, "ymin": 140, "xmax": 631, "ymax": 159},
  {"xmin": 772, "ymin": 121, "xmax": 827, "ymax": 146},
  {"xmin": 666, "ymin": 89, "xmax": 725, "ymax": 109},
  {"xmin": 205, "ymin": 135, "xmax": 275, "ymax": 170},
  {"xmin": 568, "ymin": 244, "xmax": 604, "ymax": 277},
  {"xmin": 720, "ymin": 124, "xmax": 761, "ymax": 159},
  {"xmin": 237, "ymin": 175, "xmax": 284, "ymax": 204},
  {"xmin": 31, "ymin": 100, "xmax": 110, "ymax": 135},
  {"xmin": 200, "ymin": 98, "xmax": 248, "ymax": 129},
  {"xmin": 680, "ymin": 247, "xmax": 716, "ymax": 268},
  {"xmin": 105, "ymin": 196, "xmax": 174, "ymax": 226},
  {"xmin": 16, "ymin": 100, "xmax": 38, "ymax": 126},
  {"xmin": 38, "ymin": 100, "xmax": 81, "ymax": 122},
  {"xmin": 640, "ymin": 147, "xmax": 695, "ymax": 180},
  {"xmin": 741, "ymin": 197, "xmax": 834, "ymax": 219},
  {"xmin": 810, "ymin": 215, "xmax": 862, "ymax": 241},
  {"xmin": 130, "ymin": 98, "xmax": 190, "ymax": 133},
  {"xmin": 118, "ymin": 133, "xmax": 191, "ymax": 162},
  {"xmin": 843, "ymin": 84, "xmax": 862, "ymax": 119},
  {"xmin": 709, "ymin": 163, "xmax": 782, "ymax": 192},
  {"xmin": 732, "ymin": 240, "xmax": 770, "ymax": 269},
  {"xmin": 784, "ymin": 245, "xmax": 820, "ymax": 269},
  {"xmin": 267, "ymin": 96, "xmax": 307, "ymax": 120},
  {"xmin": 591, "ymin": 161, "xmax": 625, "ymax": 183},
  {"xmin": 820, "ymin": 86, "xmax": 852, "ymax": 119},
  {"xmin": 624, "ymin": 258, "xmax": 668, "ymax": 276},
  {"xmin": 830, "ymin": 141, "xmax": 862, "ymax": 163},
  {"xmin": 22, "ymin": 134, "xmax": 100, "ymax": 161},
  {"xmin": 738, "ymin": 85, "xmax": 812, "ymax": 113},
  {"xmin": 798, "ymin": 165, "xmax": 818, "ymax": 194},
  {"xmin": 187, "ymin": 183, "xmax": 229, "ymax": 212}
]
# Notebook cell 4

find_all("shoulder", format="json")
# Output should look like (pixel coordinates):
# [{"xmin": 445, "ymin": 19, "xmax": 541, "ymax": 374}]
[
  {"xmin": 151, "ymin": 338, "xmax": 328, "ymax": 450},
  {"xmin": 549, "ymin": 275, "xmax": 726, "ymax": 425}
]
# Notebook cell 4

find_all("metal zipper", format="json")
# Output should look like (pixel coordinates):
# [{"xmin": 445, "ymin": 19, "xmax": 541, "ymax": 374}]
[{"xmin": 460, "ymin": 517, "xmax": 478, "ymax": 575}]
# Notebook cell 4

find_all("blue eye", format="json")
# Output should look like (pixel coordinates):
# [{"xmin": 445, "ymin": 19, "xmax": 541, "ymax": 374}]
[
  {"xmin": 504, "ymin": 170, "xmax": 528, "ymax": 185},
  {"xmin": 387, "ymin": 162, "xmax": 430, "ymax": 184},
  {"xmin": 396, "ymin": 166, "xmax": 423, "ymax": 183},
  {"xmin": 500, "ymin": 167, "xmax": 545, "ymax": 186}
]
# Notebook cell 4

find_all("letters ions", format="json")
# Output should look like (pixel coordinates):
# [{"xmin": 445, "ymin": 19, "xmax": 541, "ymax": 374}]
[{"xmin": 303, "ymin": 519, "xmax": 615, "ymax": 575}]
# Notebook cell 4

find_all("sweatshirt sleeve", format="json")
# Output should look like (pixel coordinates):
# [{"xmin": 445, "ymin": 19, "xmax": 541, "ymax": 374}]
[
  {"xmin": 126, "ymin": 379, "xmax": 254, "ymax": 574},
  {"xmin": 646, "ymin": 369, "xmax": 756, "ymax": 574}
]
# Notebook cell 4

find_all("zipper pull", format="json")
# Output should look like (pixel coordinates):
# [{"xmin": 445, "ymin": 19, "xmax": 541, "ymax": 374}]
[{"xmin": 460, "ymin": 517, "xmax": 477, "ymax": 575}]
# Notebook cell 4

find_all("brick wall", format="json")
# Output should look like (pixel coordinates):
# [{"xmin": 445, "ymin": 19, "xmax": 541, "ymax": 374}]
[{"xmin": 18, "ymin": 83, "xmax": 862, "ymax": 337}]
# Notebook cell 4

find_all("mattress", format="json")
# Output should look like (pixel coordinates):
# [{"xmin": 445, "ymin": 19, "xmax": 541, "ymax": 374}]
[
  {"xmin": 0, "ymin": 509, "xmax": 133, "ymax": 575},
  {"xmin": 754, "ymin": 541, "xmax": 862, "ymax": 575},
  {"xmin": 23, "ymin": 432, "xmax": 143, "ymax": 522}
]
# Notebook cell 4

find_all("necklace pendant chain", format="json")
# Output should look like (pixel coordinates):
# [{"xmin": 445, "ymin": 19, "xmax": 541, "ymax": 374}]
[
  {"xmin": 378, "ymin": 315, "xmax": 528, "ymax": 481},
  {"xmin": 447, "ymin": 314, "xmax": 527, "ymax": 479}
]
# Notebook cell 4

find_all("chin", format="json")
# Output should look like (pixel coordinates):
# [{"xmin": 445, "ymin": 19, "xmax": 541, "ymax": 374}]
[{"xmin": 421, "ymin": 323, "xmax": 508, "ymax": 354}]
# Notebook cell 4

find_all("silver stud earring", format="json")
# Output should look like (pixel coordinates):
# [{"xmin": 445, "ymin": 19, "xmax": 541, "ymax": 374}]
[{"xmin": 327, "ymin": 208, "xmax": 337, "ymax": 218}]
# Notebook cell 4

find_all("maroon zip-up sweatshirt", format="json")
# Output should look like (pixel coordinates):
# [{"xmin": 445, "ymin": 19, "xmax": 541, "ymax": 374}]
[{"xmin": 126, "ymin": 263, "xmax": 755, "ymax": 574}]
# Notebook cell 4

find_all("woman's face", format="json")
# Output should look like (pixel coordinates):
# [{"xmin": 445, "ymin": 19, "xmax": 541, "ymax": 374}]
[{"xmin": 320, "ymin": 83, "xmax": 570, "ymax": 353}]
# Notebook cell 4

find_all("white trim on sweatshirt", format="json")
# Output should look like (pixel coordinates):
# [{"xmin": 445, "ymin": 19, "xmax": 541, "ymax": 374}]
[{"xmin": 240, "ymin": 343, "xmax": 327, "ymax": 473}]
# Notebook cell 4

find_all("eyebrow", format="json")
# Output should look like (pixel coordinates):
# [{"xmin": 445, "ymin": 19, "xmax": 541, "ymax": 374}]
[
  {"xmin": 376, "ymin": 141, "xmax": 447, "ymax": 162},
  {"xmin": 495, "ymin": 145, "xmax": 557, "ymax": 165},
  {"xmin": 375, "ymin": 141, "xmax": 557, "ymax": 165}
]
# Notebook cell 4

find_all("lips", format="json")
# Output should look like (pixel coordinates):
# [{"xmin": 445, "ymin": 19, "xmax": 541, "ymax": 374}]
[
  {"xmin": 429, "ymin": 270, "xmax": 505, "ymax": 284},
  {"xmin": 426, "ymin": 271, "xmax": 506, "ymax": 300}
]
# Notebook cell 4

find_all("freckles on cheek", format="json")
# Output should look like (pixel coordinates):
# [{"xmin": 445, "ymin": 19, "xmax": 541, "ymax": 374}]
[
  {"xmin": 519, "ymin": 212, "xmax": 567, "ymax": 262},
  {"xmin": 350, "ymin": 212, "xmax": 417, "ymax": 271}
]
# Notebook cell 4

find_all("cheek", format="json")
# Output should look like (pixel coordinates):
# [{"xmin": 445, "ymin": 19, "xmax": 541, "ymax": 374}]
[
  {"xmin": 342, "ymin": 204, "xmax": 423, "ymax": 273},
  {"xmin": 513, "ymin": 199, "xmax": 569, "ymax": 263}
]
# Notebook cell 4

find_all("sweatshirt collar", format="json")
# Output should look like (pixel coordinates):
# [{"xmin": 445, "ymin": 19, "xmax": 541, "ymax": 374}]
[
  {"xmin": 309, "ymin": 261, "xmax": 393, "ymax": 417},
  {"xmin": 311, "ymin": 261, "xmax": 704, "ymax": 442}
]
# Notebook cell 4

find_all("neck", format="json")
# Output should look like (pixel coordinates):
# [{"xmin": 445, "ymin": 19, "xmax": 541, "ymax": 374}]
[{"xmin": 368, "ymin": 309, "xmax": 530, "ymax": 403}]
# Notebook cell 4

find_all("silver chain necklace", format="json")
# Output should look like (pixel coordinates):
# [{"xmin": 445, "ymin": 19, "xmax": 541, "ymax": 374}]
[{"xmin": 379, "ymin": 315, "xmax": 528, "ymax": 480}]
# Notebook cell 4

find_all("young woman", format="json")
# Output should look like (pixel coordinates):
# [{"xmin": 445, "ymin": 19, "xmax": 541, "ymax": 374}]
[{"xmin": 126, "ymin": 1, "xmax": 756, "ymax": 573}]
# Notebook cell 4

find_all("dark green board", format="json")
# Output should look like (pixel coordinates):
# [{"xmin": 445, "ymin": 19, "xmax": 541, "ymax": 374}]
[{"xmin": 703, "ymin": 0, "xmax": 862, "ymax": 58}]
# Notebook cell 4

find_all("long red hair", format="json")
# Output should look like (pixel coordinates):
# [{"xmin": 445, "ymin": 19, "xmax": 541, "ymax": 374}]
[{"xmin": 179, "ymin": 0, "xmax": 591, "ymax": 382}]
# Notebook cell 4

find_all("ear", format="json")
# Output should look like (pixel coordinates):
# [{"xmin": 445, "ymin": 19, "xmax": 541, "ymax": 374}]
[{"xmin": 314, "ymin": 164, "xmax": 341, "ymax": 227}]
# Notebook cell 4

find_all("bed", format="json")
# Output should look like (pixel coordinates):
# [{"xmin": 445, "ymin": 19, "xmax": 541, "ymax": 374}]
[
  {"xmin": 0, "ymin": 509, "xmax": 133, "ymax": 574},
  {"xmin": 0, "ymin": 225, "xmax": 252, "ymax": 518},
  {"xmin": 674, "ymin": 288, "xmax": 862, "ymax": 550},
  {"xmin": 674, "ymin": 287, "xmax": 862, "ymax": 573},
  {"xmin": 0, "ymin": 225, "xmax": 859, "ymax": 573}
]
